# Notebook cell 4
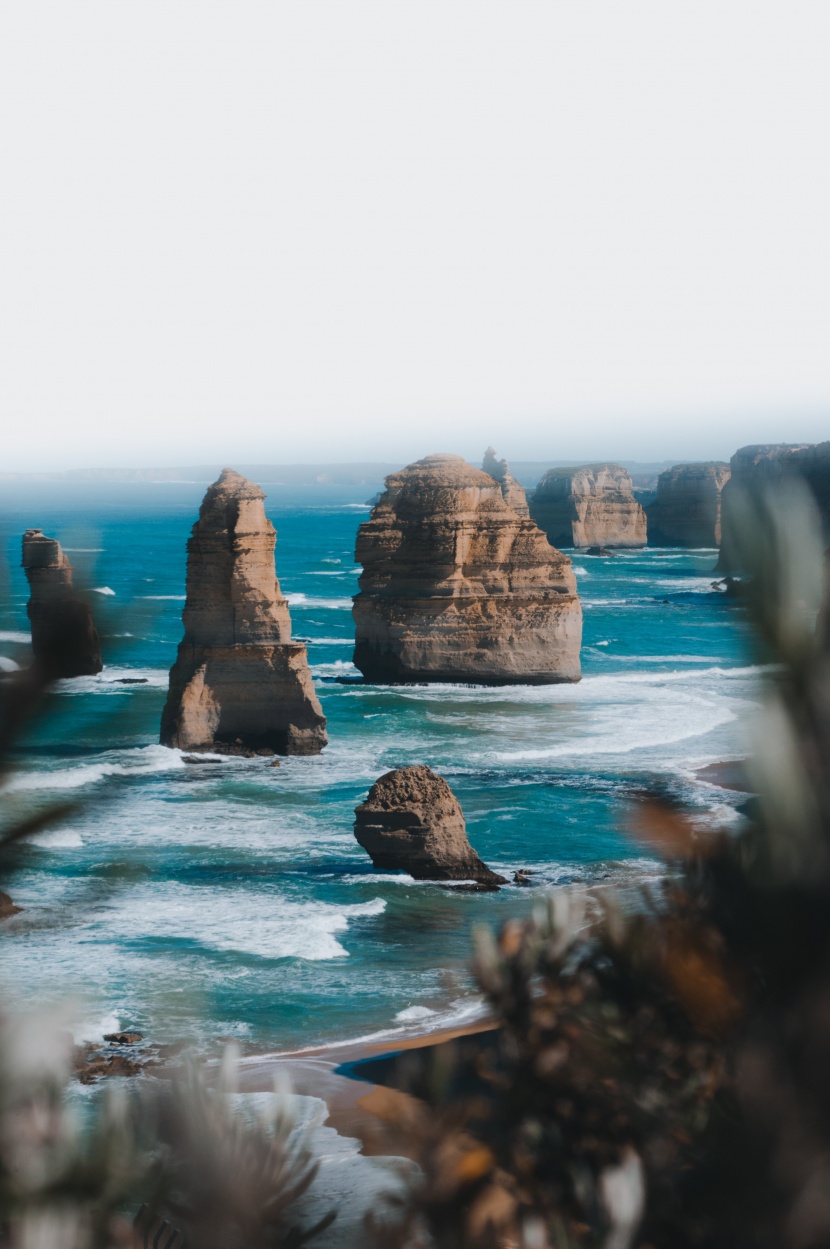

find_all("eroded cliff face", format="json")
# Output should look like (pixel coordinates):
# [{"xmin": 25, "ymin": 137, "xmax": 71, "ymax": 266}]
[
  {"xmin": 482, "ymin": 447, "xmax": 530, "ymax": 516},
  {"xmin": 354, "ymin": 765, "xmax": 505, "ymax": 884},
  {"xmin": 160, "ymin": 469, "xmax": 327, "ymax": 755},
  {"xmin": 22, "ymin": 530, "xmax": 102, "ymax": 678},
  {"xmin": 529, "ymin": 464, "xmax": 646, "ymax": 549},
  {"xmin": 647, "ymin": 463, "xmax": 731, "ymax": 547},
  {"xmin": 719, "ymin": 443, "xmax": 830, "ymax": 572},
  {"xmin": 352, "ymin": 453, "xmax": 582, "ymax": 684}
]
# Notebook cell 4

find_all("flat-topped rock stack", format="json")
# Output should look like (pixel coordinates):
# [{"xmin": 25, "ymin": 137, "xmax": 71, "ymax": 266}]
[
  {"xmin": 719, "ymin": 442, "xmax": 830, "ymax": 572},
  {"xmin": 160, "ymin": 469, "xmax": 327, "ymax": 755},
  {"xmin": 352, "ymin": 453, "xmax": 582, "ymax": 684},
  {"xmin": 482, "ymin": 446, "xmax": 530, "ymax": 516},
  {"xmin": 21, "ymin": 530, "xmax": 102, "ymax": 678},
  {"xmin": 647, "ymin": 463, "xmax": 731, "ymax": 547},
  {"xmin": 529, "ymin": 464, "xmax": 646, "ymax": 549},
  {"xmin": 354, "ymin": 765, "xmax": 506, "ymax": 885}
]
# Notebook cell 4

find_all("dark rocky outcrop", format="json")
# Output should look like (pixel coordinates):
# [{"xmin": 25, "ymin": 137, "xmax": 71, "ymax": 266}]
[
  {"xmin": 719, "ymin": 443, "xmax": 830, "ymax": 573},
  {"xmin": 352, "ymin": 454, "xmax": 582, "ymax": 684},
  {"xmin": 0, "ymin": 891, "xmax": 21, "ymax": 920},
  {"xmin": 354, "ymin": 765, "xmax": 506, "ymax": 885},
  {"xmin": 482, "ymin": 447, "xmax": 530, "ymax": 516},
  {"xmin": 21, "ymin": 530, "xmax": 102, "ymax": 678},
  {"xmin": 529, "ymin": 464, "xmax": 647, "ymax": 549},
  {"xmin": 160, "ymin": 469, "xmax": 327, "ymax": 755},
  {"xmin": 647, "ymin": 463, "xmax": 731, "ymax": 547}
]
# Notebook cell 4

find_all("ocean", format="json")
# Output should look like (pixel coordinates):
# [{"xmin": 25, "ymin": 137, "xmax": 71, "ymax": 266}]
[{"xmin": 0, "ymin": 479, "xmax": 755, "ymax": 1054}]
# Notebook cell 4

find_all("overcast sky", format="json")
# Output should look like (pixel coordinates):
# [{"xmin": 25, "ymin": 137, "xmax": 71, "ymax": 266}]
[{"xmin": 1, "ymin": 1, "xmax": 828, "ymax": 470}]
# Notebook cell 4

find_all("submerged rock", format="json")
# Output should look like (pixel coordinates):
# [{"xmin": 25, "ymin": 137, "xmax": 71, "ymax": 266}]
[
  {"xmin": 530, "ymin": 464, "xmax": 647, "ymax": 549},
  {"xmin": 21, "ymin": 530, "xmax": 102, "ymax": 678},
  {"xmin": 352, "ymin": 454, "xmax": 581, "ymax": 684},
  {"xmin": 354, "ymin": 765, "xmax": 506, "ymax": 885},
  {"xmin": 647, "ymin": 463, "xmax": 731, "ymax": 547},
  {"xmin": 160, "ymin": 469, "xmax": 327, "ymax": 755},
  {"xmin": 482, "ymin": 447, "xmax": 530, "ymax": 516},
  {"xmin": 0, "ymin": 891, "xmax": 21, "ymax": 920}
]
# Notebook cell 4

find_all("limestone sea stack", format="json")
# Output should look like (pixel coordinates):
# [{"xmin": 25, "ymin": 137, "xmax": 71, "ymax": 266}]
[
  {"xmin": 482, "ymin": 446, "xmax": 530, "ymax": 516},
  {"xmin": 354, "ymin": 765, "xmax": 506, "ymax": 884},
  {"xmin": 22, "ymin": 530, "xmax": 102, "ymax": 678},
  {"xmin": 719, "ymin": 443, "xmax": 830, "ymax": 573},
  {"xmin": 529, "ymin": 464, "xmax": 647, "ymax": 549},
  {"xmin": 160, "ymin": 469, "xmax": 327, "ymax": 755},
  {"xmin": 352, "ymin": 454, "xmax": 582, "ymax": 684},
  {"xmin": 647, "ymin": 463, "xmax": 731, "ymax": 547}
]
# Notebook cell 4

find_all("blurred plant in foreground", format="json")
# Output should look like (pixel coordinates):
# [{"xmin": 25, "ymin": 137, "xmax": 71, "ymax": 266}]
[{"xmin": 374, "ymin": 479, "xmax": 830, "ymax": 1249}]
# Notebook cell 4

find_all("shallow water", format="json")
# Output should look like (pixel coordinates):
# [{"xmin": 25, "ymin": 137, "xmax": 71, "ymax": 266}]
[{"xmin": 0, "ymin": 480, "xmax": 755, "ymax": 1051}]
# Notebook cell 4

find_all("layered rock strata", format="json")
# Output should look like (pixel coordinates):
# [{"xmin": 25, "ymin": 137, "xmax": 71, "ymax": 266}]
[
  {"xmin": 354, "ymin": 765, "xmax": 506, "ymax": 884},
  {"xmin": 529, "ymin": 464, "xmax": 646, "ymax": 548},
  {"xmin": 719, "ymin": 443, "xmax": 830, "ymax": 573},
  {"xmin": 647, "ymin": 463, "xmax": 731, "ymax": 547},
  {"xmin": 160, "ymin": 469, "xmax": 327, "ymax": 755},
  {"xmin": 352, "ymin": 453, "xmax": 582, "ymax": 684},
  {"xmin": 22, "ymin": 530, "xmax": 102, "ymax": 678},
  {"xmin": 482, "ymin": 447, "xmax": 530, "ymax": 516}
]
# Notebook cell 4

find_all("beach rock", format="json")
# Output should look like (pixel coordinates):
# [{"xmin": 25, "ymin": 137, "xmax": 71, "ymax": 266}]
[
  {"xmin": 0, "ymin": 891, "xmax": 21, "ymax": 919},
  {"xmin": 719, "ymin": 443, "xmax": 830, "ymax": 572},
  {"xmin": 354, "ymin": 765, "xmax": 506, "ymax": 885},
  {"xmin": 647, "ymin": 463, "xmax": 731, "ymax": 547},
  {"xmin": 160, "ymin": 469, "xmax": 327, "ymax": 755},
  {"xmin": 529, "ymin": 464, "xmax": 647, "ymax": 549},
  {"xmin": 352, "ymin": 454, "xmax": 582, "ymax": 684},
  {"xmin": 482, "ymin": 447, "xmax": 530, "ymax": 516},
  {"xmin": 21, "ymin": 530, "xmax": 102, "ymax": 678}
]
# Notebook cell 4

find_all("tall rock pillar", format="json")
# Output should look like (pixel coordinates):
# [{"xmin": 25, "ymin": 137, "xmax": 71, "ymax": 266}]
[
  {"xmin": 160, "ymin": 469, "xmax": 327, "ymax": 755},
  {"xmin": 22, "ymin": 530, "xmax": 102, "ymax": 678}
]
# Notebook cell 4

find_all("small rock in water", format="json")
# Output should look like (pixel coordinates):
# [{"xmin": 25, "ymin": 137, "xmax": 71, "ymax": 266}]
[
  {"xmin": 182, "ymin": 755, "xmax": 223, "ymax": 765},
  {"xmin": 513, "ymin": 870, "xmax": 534, "ymax": 886},
  {"xmin": 586, "ymin": 546, "xmax": 614, "ymax": 556},
  {"xmin": 115, "ymin": 677, "xmax": 148, "ymax": 684},
  {"xmin": 104, "ymin": 1030, "xmax": 143, "ymax": 1045},
  {"xmin": 270, "ymin": 759, "xmax": 281, "ymax": 767},
  {"xmin": 0, "ymin": 891, "xmax": 21, "ymax": 919}
]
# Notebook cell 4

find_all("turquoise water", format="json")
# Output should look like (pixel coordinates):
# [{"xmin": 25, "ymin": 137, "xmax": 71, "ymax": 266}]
[{"xmin": 0, "ymin": 480, "xmax": 756, "ymax": 1052}]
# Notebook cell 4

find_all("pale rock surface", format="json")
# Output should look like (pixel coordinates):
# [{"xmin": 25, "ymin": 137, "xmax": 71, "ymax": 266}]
[
  {"xmin": 482, "ymin": 446, "xmax": 530, "ymax": 516},
  {"xmin": 354, "ymin": 765, "xmax": 506, "ymax": 884},
  {"xmin": 22, "ymin": 530, "xmax": 102, "ymax": 678},
  {"xmin": 352, "ymin": 453, "xmax": 581, "ymax": 684},
  {"xmin": 530, "ymin": 464, "xmax": 647, "ymax": 549},
  {"xmin": 647, "ymin": 463, "xmax": 731, "ymax": 547},
  {"xmin": 160, "ymin": 469, "xmax": 326, "ymax": 755}
]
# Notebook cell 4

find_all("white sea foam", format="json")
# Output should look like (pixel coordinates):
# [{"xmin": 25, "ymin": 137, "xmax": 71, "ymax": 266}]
[
  {"xmin": 303, "ymin": 637, "xmax": 352, "ymax": 646},
  {"xmin": 285, "ymin": 593, "xmax": 353, "ymax": 610},
  {"xmin": 28, "ymin": 828, "xmax": 84, "ymax": 849},
  {"xmin": 138, "ymin": 594, "xmax": 186, "ymax": 600},
  {"xmin": 64, "ymin": 548, "xmax": 104, "ymax": 553},
  {"xmin": 0, "ymin": 631, "xmax": 31, "ymax": 643},
  {"xmin": 2, "ymin": 745, "xmax": 185, "ymax": 793},
  {"xmin": 395, "ymin": 1005, "xmax": 439, "ymax": 1022},
  {"xmin": 0, "ymin": 657, "xmax": 20, "ymax": 672},
  {"xmin": 91, "ymin": 586, "xmax": 116, "ymax": 596},
  {"xmin": 572, "ymin": 565, "xmax": 589, "ymax": 575},
  {"xmin": 51, "ymin": 667, "xmax": 169, "ymax": 694},
  {"xmin": 312, "ymin": 659, "xmax": 360, "ymax": 679},
  {"xmin": 102, "ymin": 885, "xmax": 386, "ymax": 960},
  {"xmin": 72, "ymin": 1012, "xmax": 122, "ymax": 1044}
]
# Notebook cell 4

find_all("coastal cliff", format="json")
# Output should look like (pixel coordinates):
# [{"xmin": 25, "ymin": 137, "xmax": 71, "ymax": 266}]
[
  {"xmin": 482, "ymin": 447, "xmax": 530, "ymax": 516},
  {"xmin": 647, "ymin": 463, "xmax": 731, "ymax": 547},
  {"xmin": 720, "ymin": 443, "xmax": 830, "ymax": 572},
  {"xmin": 352, "ymin": 453, "xmax": 582, "ymax": 684},
  {"xmin": 160, "ymin": 469, "xmax": 327, "ymax": 755},
  {"xmin": 529, "ymin": 464, "xmax": 646, "ymax": 548},
  {"xmin": 22, "ymin": 530, "xmax": 102, "ymax": 678},
  {"xmin": 354, "ymin": 765, "xmax": 506, "ymax": 884}
]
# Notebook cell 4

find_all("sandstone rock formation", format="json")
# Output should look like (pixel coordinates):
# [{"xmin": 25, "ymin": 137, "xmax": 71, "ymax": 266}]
[
  {"xmin": 529, "ymin": 464, "xmax": 647, "ymax": 549},
  {"xmin": 482, "ymin": 447, "xmax": 530, "ymax": 516},
  {"xmin": 352, "ymin": 454, "xmax": 582, "ymax": 684},
  {"xmin": 22, "ymin": 530, "xmax": 102, "ymax": 678},
  {"xmin": 0, "ymin": 891, "xmax": 21, "ymax": 920},
  {"xmin": 354, "ymin": 765, "xmax": 506, "ymax": 884},
  {"xmin": 719, "ymin": 443, "xmax": 830, "ymax": 573},
  {"xmin": 647, "ymin": 463, "xmax": 731, "ymax": 547},
  {"xmin": 160, "ymin": 469, "xmax": 327, "ymax": 755}
]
